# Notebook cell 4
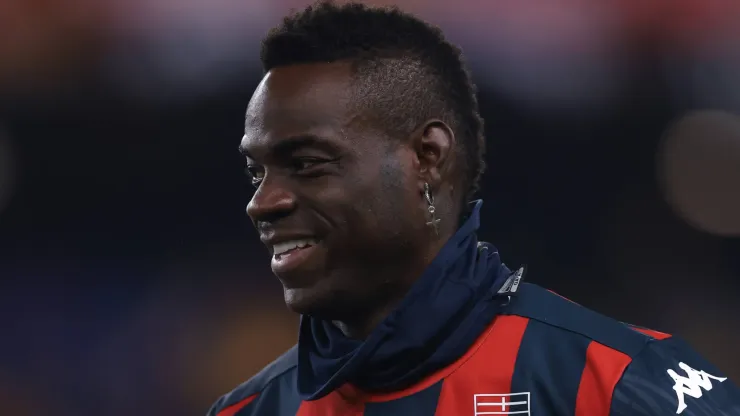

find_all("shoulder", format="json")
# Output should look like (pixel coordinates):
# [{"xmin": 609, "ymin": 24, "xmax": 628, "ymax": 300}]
[
  {"xmin": 501, "ymin": 283, "xmax": 740, "ymax": 415},
  {"xmin": 492, "ymin": 283, "xmax": 665, "ymax": 413},
  {"xmin": 207, "ymin": 345, "xmax": 299, "ymax": 416},
  {"xmin": 611, "ymin": 336, "xmax": 740, "ymax": 415},
  {"xmin": 502, "ymin": 282, "xmax": 663, "ymax": 357}
]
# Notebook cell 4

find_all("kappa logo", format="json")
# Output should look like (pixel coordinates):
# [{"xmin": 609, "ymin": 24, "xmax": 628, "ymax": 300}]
[
  {"xmin": 474, "ymin": 392, "xmax": 530, "ymax": 415},
  {"xmin": 667, "ymin": 361, "xmax": 727, "ymax": 414}
]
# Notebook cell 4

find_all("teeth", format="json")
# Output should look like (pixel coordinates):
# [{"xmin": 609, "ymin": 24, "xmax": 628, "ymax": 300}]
[{"xmin": 273, "ymin": 239, "xmax": 319, "ymax": 256}]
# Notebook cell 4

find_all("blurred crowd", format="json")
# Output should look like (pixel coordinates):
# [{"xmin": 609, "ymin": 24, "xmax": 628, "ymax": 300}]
[{"xmin": 0, "ymin": 1, "xmax": 739, "ymax": 415}]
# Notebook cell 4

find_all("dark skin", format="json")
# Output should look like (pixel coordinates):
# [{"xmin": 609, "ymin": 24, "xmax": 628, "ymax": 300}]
[{"xmin": 242, "ymin": 61, "xmax": 461, "ymax": 339}]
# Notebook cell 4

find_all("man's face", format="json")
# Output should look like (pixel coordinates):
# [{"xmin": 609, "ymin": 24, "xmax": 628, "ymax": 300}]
[{"xmin": 242, "ymin": 62, "xmax": 425, "ymax": 319}]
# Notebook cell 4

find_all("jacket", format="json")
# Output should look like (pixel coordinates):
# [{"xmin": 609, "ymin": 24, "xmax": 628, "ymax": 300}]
[{"xmin": 208, "ymin": 202, "xmax": 740, "ymax": 415}]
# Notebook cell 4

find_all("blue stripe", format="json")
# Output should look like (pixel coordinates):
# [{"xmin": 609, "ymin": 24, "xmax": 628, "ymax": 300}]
[
  {"xmin": 219, "ymin": 346, "xmax": 299, "ymax": 412},
  {"xmin": 504, "ymin": 283, "xmax": 649, "ymax": 357},
  {"xmin": 363, "ymin": 381, "xmax": 443, "ymax": 416},
  {"xmin": 510, "ymin": 320, "xmax": 590, "ymax": 415},
  {"xmin": 239, "ymin": 367, "xmax": 302, "ymax": 415}
]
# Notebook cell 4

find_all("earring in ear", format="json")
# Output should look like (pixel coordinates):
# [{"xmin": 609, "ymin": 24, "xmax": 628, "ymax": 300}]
[{"xmin": 424, "ymin": 182, "xmax": 440, "ymax": 235}]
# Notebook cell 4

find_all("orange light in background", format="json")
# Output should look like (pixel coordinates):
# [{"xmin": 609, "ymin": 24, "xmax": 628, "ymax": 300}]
[
  {"xmin": 620, "ymin": 0, "xmax": 740, "ymax": 47},
  {"xmin": 0, "ymin": 0, "xmax": 111, "ymax": 89},
  {"xmin": 186, "ymin": 303, "xmax": 298, "ymax": 409},
  {"xmin": 658, "ymin": 110, "xmax": 740, "ymax": 237},
  {"xmin": 0, "ymin": 376, "xmax": 48, "ymax": 416}
]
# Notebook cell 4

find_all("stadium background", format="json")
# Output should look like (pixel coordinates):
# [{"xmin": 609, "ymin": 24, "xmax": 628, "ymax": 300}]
[{"xmin": 1, "ymin": 0, "xmax": 739, "ymax": 414}]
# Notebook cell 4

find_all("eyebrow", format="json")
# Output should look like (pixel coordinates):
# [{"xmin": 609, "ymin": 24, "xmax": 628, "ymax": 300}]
[{"xmin": 239, "ymin": 134, "xmax": 342, "ymax": 159}]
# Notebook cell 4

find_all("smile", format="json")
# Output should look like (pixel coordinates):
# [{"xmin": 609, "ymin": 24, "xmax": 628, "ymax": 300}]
[
  {"xmin": 271, "ymin": 238, "xmax": 322, "ymax": 274},
  {"xmin": 273, "ymin": 238, "xmax": 320, "ymax": 258}
]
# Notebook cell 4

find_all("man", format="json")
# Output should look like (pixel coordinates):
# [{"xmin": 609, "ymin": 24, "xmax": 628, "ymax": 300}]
[{"xmin": 208, "ymin": 2, "xmax": 740, "ymax": 415}]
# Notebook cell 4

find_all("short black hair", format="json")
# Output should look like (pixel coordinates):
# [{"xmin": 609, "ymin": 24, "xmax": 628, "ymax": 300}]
[{"xmin": 261, "ymin": 1, "xmax": 485, "ymax": 210}]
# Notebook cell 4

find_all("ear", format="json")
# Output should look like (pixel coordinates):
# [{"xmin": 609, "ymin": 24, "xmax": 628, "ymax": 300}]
[{"xmin": 411, "ymin": 120, "xmax": 455, "ymax": 190}]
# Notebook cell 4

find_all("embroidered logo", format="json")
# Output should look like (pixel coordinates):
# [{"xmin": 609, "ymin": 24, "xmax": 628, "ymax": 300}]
[
  {"xmin": 474, "ymin": 392, "xmax": 530, "ymax": 415},
  {"xmin": 667, "ymin": 361, "xmax": 727, "ymax": 414}
]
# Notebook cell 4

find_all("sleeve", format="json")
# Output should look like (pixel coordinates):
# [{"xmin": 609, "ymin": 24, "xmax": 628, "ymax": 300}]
[
  {"xmin": 205, "ymin": 398, "xmax": 223, "ymax": 416},
  {"xmin": 205, "ymin": 393, "xmax": 259, "ymax": 416},
  {"xmin": 609, "ymin": 337, "xmax": 740, "ymax": 415}
]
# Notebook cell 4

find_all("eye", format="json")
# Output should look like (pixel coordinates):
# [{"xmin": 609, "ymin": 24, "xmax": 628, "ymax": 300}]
[
  {"xmin": 291, "ymin": 157, "xmax": 324, "ymax": 172},
  {"xmin": 245, "ymin": 165, "xmax": 264, "ymax": 187}
]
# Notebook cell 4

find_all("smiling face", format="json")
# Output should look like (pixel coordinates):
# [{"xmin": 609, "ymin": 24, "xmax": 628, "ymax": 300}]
[{"xmin": 242, "ymin": 62, "xmax": 431, "ymax": 320}]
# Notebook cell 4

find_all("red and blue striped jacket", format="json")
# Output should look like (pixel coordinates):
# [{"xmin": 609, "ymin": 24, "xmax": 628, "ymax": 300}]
[{"xmin": 207, "ymin": 283, "xmax": 740, "ymax": 415}]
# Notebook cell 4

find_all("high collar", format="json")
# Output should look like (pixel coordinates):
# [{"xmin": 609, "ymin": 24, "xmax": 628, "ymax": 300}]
[{"xmin": 297, "ymin": 200, "xmax": 512, "ymax": 400}]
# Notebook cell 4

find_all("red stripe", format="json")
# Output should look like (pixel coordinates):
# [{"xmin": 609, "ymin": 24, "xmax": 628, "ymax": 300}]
[
  {"xmin": 434, "ymin": 315, "xmax": 530, "ymax": 416},
  {"xmin": 575, "ymin": 341, "xmax": 633, "ymax": 416},
  {"xmin": 631, "ymin": 326, "xmax": 672, "ymax": 340},
  {"xmin": 295, "ymin": 390, "xmax": 364, "ymax": 416},
  {"xmin": 216, "ymin": 394, "xmax": 258, "ymax": 416}
]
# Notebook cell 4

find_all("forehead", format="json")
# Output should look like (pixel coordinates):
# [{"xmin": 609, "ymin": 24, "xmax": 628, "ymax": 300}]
[{"xmin": 244, "ymin": 63, "xmax": 356, "ymax": 151}]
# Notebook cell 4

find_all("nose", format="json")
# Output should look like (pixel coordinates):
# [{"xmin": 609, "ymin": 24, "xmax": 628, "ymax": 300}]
[{"xmin": 246, "ymin": 175, "xmax": 297, "ymax": 223}]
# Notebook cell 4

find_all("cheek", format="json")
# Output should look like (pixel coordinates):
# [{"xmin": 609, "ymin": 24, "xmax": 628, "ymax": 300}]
[
  {"xmin": 309, "ymin": 149, "xmax": 419, "ymax": 238},
  {"xmin": 351, "ymin": 158, "xmax": 417, "ymax": 237}
]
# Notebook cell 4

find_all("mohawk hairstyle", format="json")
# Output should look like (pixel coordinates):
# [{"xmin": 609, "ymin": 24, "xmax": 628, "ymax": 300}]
[{"xmin": 261, "ymin": 1, "xmax": 486, "ymax": 210}]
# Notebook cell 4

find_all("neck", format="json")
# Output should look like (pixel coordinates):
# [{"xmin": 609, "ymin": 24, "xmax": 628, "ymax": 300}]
[
  {"xmin": 331, "ymin": 229, "xmax": 453, "ymax": 340},
  {"xmin": 329, "ymin": 279, "xmax": 411, "ymax": 339},
  {"xmin": 331, "ymin": 301, "xmax": 396, "ymax": 340}
]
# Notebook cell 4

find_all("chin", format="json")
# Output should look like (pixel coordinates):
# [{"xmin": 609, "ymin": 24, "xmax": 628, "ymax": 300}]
[
  {"xmin": 283, "ymin": 286, "xmax": 335, "ymax": 317},
  {"xmin": 282, "ymin": 284, "xmax": 363, "ymax": 321}
]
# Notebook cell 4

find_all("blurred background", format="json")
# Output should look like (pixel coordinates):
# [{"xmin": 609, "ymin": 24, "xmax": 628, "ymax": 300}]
[{"xmin": 1, "ymin": 0, "xmax": 740, "ymax": 414}]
